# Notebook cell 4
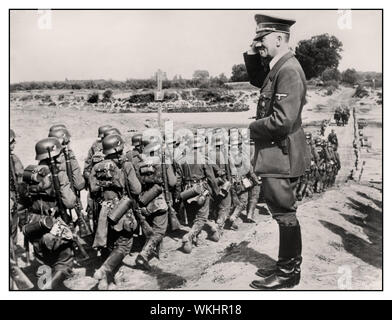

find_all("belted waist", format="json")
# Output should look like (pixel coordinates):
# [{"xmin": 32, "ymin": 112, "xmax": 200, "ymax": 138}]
[{"xmin": 185, "ymin": 177, "xmax": 206, "ymax": 184}]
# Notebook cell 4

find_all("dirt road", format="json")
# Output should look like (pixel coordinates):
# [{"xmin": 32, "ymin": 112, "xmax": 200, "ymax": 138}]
[{"xmin": 11, "ymin": 86, "xmax": 382, "ymax": 290}]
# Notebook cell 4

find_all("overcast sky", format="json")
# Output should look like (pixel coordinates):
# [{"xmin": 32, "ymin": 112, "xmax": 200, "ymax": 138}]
[{"xmin": 10, "ymin": 9, "xmax": 382, "ymax": 83}]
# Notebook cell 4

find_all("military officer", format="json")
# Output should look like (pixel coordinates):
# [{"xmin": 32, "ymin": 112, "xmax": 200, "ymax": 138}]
[{"xmin": 245, "ymin": 14, "xmax": 310, "ymax": 289}]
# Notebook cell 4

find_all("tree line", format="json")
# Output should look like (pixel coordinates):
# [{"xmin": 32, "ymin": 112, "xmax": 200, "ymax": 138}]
[{"xmin": 11, "ymin": 34, "xmax": 381, "ymax": 92}]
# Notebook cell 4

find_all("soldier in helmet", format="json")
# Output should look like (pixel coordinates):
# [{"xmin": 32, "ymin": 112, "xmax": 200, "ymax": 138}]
[
  {"xmin": 295, "ymin": 132, "xmax": 313, "ymax": 201},
  {"xmin": 178, "ymin": 134, "xmax": 220, "ymax": 254},
  {"xmin": 133, "ymin": 141, "xmax": 177, "ymax": 270},
  {"xmin": 23, "ymin": 137, "xmax": 77, "ymax": 289},
  {"xmin": 90, "ymin": 134, "xmax": 141, "ymax": 289},
  {"xmin": 246, "ymin": 135, "xmax": 263, "ymax": 223},
  {"xmin": 83, "ymin": 125, "xmax": 112, "ymax": 231},
  {"xmin": 48, "ymin": 127, "xmax": 85, "ymax": 191},
  {"xmin": 10, "ymin": 129, "xmax": 25, "ymax": 246},
  {"xmin": 228, "ymin": 129, "xmax": 258, "ymax": 229},
  {"xmin": 207, "ymin": 131, "xmax": 232, "ymax": 241},
  {"xmin": 328, "ymin": 129, "xmax": 338, "ymax": 148}
]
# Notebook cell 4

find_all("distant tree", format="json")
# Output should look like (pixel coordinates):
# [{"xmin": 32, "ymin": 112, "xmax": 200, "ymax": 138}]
[
  {"xmin": 341, "ymin": 68, "xmax": 359, "ymax": 85},
  {"xmin": 218, "ymin": 73, "xmax": 228, "ymax": 83},
  {"xmin": 192, "ymin": 70, "xmax": 210, "ymax": 81},
  {"xmin": 103, "ymin": 89, "xmax": 113, "ymax": 101},
  {"xmin": 295, "ymin": 34, "xmax": 343, "ymax": 79},
  {"xmin": 87, "ymin": 92, "xmax": 99, "ymax": 103},
  {"xmin": 321, "ymin": 67, "xmax": 341, "ymax": 82},
  {"xmin": 231, "ymin": 64, "xmax": 249, "ymax": 82}
]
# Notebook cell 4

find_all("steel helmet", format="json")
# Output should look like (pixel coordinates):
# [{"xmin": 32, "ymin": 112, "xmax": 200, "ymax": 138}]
[
  {"xmin": 48, "ymin": 128, "xmax": 71, "ymax": 145},
  {"xmin": 103, "ymin": 128, "xmax": 121, "ymax": 138},
  {"xmin": 35, "ymin": 137, "xmax": 62, "ymax": 161},
  {"xmin": 102, "ymin": 134, "xmax": 124, "ymax": 155},
  {"xmin": 98, "ymin": 125, "xmax": 112, "ymax": 138},
  {"xmin": 131, "ymin": 133, "xmax": 143, "ymax": 147},
  {"xmin": 49, "ymin": 124, "xmax": 67, "ymax": 133}
]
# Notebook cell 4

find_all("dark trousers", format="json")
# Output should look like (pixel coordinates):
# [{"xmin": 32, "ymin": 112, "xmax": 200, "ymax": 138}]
[{"xmin": 261, "ymin": 177, "xmax": 299, "ymax": 227}]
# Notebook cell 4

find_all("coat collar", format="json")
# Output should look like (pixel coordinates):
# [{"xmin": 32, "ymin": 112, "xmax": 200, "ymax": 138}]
[{"xmin": 261, "ymin": 51, "xmax": 295, "ymax": 90}]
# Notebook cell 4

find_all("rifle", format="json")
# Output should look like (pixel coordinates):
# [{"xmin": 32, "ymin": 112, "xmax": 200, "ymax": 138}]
[
  {"xmin": 46, "ymin": 147, "xmax": 89, "ymax": 260},
  {"xmin": 10, "ymin": 154, "xmax": 30, "ymax": 265},
  {"xmin": 63, "ymin": 145, "xmax": 93, "ymax": 238},
  {"xmin": 161, "ymin": 145, "xmax": 181, "ymax": 231},
  {"xmin": 121, "ymin": 165, "xmax": 154, "ymax": 237}
]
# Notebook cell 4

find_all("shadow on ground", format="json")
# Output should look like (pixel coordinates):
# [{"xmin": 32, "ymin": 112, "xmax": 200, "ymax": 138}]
[
  {"xmin": 319, "ymin": 191, "xmax": 382, "ymax": 269},
  {"xmin": 213, "ymin": 240, "xmax": 276, "ymax": 270}
]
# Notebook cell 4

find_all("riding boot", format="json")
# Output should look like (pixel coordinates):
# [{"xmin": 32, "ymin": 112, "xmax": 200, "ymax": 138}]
[{"xmin": 252, "ymin": 224, "xmax": 302, "ymax": 289}]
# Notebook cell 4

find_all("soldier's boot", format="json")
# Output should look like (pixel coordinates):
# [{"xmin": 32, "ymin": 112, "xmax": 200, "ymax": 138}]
[
  {"xmin": 94, "ymin": 251, "xmax": 124, "ymax": 290},
  {"xmin": 229, "ymin": 206, "xmax": 243, "ymax": 230},
  {"xmin": 41, "ymin": 270, "xmax": 68, "ymax": 290},
  {"xmin": 135, "ymin": 236, "xmax": 161, "ymax": 271},
  {"xmin": 251, "ymin": 224, "xmax": 302, "ymax": 290},
  {"xmin": 246, "ymin": 194, "xmax": 258, "ymax": 223},
  {"xmin": 207, "ymin": 221, "xmax": 222, "ymax": 242},
  {"xmin": 181, "ymin": 233, "xmax": 194, "ymax": 254}
]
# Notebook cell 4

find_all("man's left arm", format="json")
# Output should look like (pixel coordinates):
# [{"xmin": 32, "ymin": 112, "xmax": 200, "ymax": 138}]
[{"xmin": 249, "ymin": 67, "xmax": 304, "ymax": 142}]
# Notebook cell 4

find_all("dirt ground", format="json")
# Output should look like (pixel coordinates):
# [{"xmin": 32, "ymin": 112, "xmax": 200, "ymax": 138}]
[{"xmin": 10, "ymin": 86, "xmax": 382, "ymax": 290}]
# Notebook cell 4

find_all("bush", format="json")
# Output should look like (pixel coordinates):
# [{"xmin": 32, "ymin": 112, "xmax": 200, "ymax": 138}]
[
  {"xmin": 87, "ymin": 92, "xmax": 99, "ymax": 103},
  {"xmin": 325, "ymin": 86, "xmax": 335, "ymax": 96},
  {"xmin": 103, "ymin": 89, "xmax": 113, "ymax": 101},
  {"xmin": 58, "ymin": 94, "xmax": 65, "ymax": 101},
  {"xmin": 324, "ymin": 80, "xmax": 339, "ymax": 89}
]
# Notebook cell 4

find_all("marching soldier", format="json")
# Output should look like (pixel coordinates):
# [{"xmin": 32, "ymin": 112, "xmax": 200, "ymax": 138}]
[
  {"xmin": 48, "ymin": 127, "xmax": 85, "ymax": 191},
  {"xmin": 178, "ymin": 135, "xmax": 220, "ymax": 254},
  {"xmin": 245, "ymin": 14, "xmax": 310, "ymax": 289},
  {"xmin": 22, "ymin": 137, "xmax": 77, "ymax": 289},
  {"xmin": 208, "ymin": 132, "xmax": 232, "ymax": 241},
  {"xmin": 83, "ymin": 125, "xmax": 112, "ymax": 183},
  {"xmin": 133, "ymin": 141, "xmax": 177, "ymax": 270},
  {"xmin": 327, "ymin": 129, "xmax": 338, "ymax": 149},
  {"xmin": 246, "ymin": 136, "xmax": 263, "ymax": 223},
  {"xmin": 228, "ymin": 129, "xmax": 258, "ymax": 229},
  {"xmin": 90, "ymin": 134, "xmax": 141, "ymax": 289}
]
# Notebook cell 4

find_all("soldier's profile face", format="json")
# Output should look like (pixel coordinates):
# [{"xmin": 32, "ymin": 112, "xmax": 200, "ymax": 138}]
[{"xmin": 10, "ymin": 140, "xmax": 16, "ymax": 151}]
